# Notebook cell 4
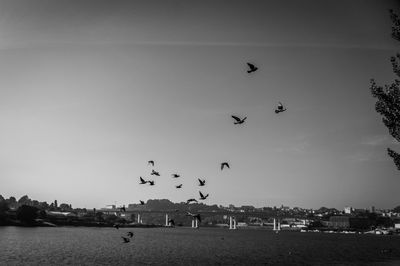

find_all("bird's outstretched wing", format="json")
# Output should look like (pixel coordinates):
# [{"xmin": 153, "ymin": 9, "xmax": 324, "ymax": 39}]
[
  {"xmin": 247, "ymin": 63, "xmax": 255, "ymax": 69},
  {"xmin": 231, "ymin": 115, "xmax": 241, "ymax": 122},
  {"xmin": 140, "ymin": 177, "xmax": 146, "ymax": 183},
  {"xmin": 221, "ymin": 162, "xmax": 230, "ymax": 170},
  {"xmin": 199, "ymin": 191, "xmax": 204, "ymax": 198}
]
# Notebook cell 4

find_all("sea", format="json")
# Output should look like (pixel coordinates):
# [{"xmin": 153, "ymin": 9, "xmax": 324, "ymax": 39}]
[{"xmin": 1, "ymin": 226, "xmax": 400, "ymax": 265}]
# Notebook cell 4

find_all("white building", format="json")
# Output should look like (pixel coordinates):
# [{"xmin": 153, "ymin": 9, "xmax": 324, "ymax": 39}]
[{"xmin": 344, "ymin": 206, "xmax": 352, "ymax": 214}]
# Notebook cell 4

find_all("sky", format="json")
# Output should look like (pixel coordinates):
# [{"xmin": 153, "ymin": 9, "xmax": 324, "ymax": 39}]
[{"xmin": 0, "ymin": 0, "xmax": 399, "ymax": 210}]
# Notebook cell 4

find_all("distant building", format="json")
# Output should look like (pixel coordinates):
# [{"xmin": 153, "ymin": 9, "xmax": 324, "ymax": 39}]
[
  {"xmin": 240, "ymin": 205, "xmax": 255, "ymax": 212},
  {"xmin": 280, "ymin": 205, "xmax": 290, "ymax": 211},
  {"xmin": 237, "ymin": 222, "xmax": 248, "ymax": 227},
  {"xmin": 329, "ymin": 216, "xmax": 350, "ymax": 228},
  {"xmin": 47, "ymin": 211, "xmax": 76, "ymax": 218},
  {"xmin": 394, "ymin": 220, "xmax": 400, "ymax": 229},
  {"xmin": 328, "ymin": 216, "xmax": 371, "ymax": 230},
  {"xmin": 344, "ymin": 206, "xmax": 352, "ymax": 214}
]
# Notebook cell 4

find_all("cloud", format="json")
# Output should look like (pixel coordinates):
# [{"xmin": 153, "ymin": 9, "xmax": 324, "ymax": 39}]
[
  {"xmin": 360, "ymin": 135, "xmax": 399, "ymax": 147},
  {"xmin": 347, "ymin": 151, "xmax": 390, "ymax": 162},
  {"xmin": 350, "ymin": 135, "xmax": 399, "ymax": 162}
]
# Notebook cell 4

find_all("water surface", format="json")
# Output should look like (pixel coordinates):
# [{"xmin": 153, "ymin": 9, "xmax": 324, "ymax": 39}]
[{"xmin": 1, "ymin": 226, "xmax": 400, "ymax": 265}]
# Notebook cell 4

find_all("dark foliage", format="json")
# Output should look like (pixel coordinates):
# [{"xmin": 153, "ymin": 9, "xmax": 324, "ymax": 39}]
[
  {"xmin": 370, "ymin": 9, "xmax": 400, "ymax": 170},
  {"xmin": 16, "ymin": 205, "xmax": 39, "ymax": 223},
  {"xmin": 0, "ymin": 201, "xmax": 10, "ymax": 224}
]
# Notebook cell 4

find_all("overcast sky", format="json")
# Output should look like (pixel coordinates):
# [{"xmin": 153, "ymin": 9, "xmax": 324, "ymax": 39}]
[{"xmin": 0, "ymin": 0, "xmax": 399, "ymax": 210}]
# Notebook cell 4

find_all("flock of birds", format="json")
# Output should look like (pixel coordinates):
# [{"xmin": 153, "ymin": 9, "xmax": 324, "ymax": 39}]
[{"xmin": 117, "ymin": 62, "xmax": 286, "ymax": 243}]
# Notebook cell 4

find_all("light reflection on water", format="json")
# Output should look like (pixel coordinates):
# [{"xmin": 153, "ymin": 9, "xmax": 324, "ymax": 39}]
[{"xmin": 1, "ymin": 226, "xmax": 400, "ymax": 265}]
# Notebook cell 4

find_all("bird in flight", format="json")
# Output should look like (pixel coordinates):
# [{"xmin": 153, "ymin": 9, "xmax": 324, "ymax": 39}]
[
  {"xmin": 127, "ymin": 232, "xmax": 134, "ymax": 238},
  {"xmin": 148, "ymin": 160, "xmax": 154, "ymax": 166},
  {"xmin": 246, "ymin": 63, "xmax": 258, "ymax": 73},
  {"xmin": 151, "ymin": 170, "xmax": 160, "ymax": 176},
  {"xmin": 186, "ymin": 198, "xmax": 198, "ymax": 204},
  {"xmin": 176, "ymin": 184, "xmax": 182, "ymax": 189},
  {"xmin": 198, "ymin": 178, "xmax": 206, "ymax": 186},
  {"xmin": 139, "ymin": 177, "xmax": 147, "ymax": 184},
  {"xmin": 171, "ymin": 174, "xmax": 180, "ymax": 178},
  {"xmin": 275, "ymin": 102, "xmax": 287, "ymax": 114},
  {"xmin": 199, "ymin": 191, "xmax": 209, "ymax": 200},
  {"xmin": 231, "ymin": 115, "xmax": 247, "ymax": 125},
  {"xmin": 121, "ymin": 236, "xmax": 130, "ymax": 243},
  {"xmin": 119, "ymin": 206, "xmax": 126, "ymax": 212},
  {"xmin": 148, "ymin": 180, "xmax": 155, "ymax": 186},
  {"xmin": 221, "ymin": 162, "xmax": 230, "ymax": 170},
  {"xmin": 186, "ymin": 211, "xmax": 202, "ymax": 223},
  {"xmin": 140, "ymin": 200, "xmax": 145, "ymax": 205}
]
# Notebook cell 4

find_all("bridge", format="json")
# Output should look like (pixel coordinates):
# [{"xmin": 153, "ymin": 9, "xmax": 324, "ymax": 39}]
[{"xmin": 99, "ymin": 208, "xmax": 284, "ymax": 230}]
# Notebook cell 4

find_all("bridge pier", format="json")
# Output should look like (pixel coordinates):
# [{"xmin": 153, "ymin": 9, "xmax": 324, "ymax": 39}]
[
  {"xmin": 137, "ymin": 213, "xmax": 142, "ymax": 224},
  {"xmin": 273, "ymin": 218, "xmax": 281, "ymax": 232},
  {"xmin": 191, "ymin": 218, "xmax": 199, "ymax": 228},
  {"xmin": 165, "ymin": 214, "xmax": 169, "ymax": 226},
  {"xmin": 229, "ymin": 216, "xmax": 237, "ymax": 230}
]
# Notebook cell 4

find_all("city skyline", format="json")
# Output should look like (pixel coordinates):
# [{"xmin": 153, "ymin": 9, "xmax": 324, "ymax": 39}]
[
  {"xmin": 2, "ymin": 193, "xmax": 398, "ymax": 213},
  {"xmin": 0, "ymin": 0, "xmax": 399, "ymax": 210}
]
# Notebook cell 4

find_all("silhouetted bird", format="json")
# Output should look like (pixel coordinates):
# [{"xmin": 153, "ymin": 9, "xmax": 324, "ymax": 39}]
[
  {"xmin": 140, "ymin": 200, "xmax": 145, "ymax": 205},
  {"xmin": 114, "ymin": 224, "xmax": 120, "ymax": 230},
  {"xmin": 198, "ymin": 178, "xmax": 206, "ymax": 186},
  {"xmin": 275, "ymin": 102, "xmax": 287, "ymax": 113},
  {"xmin": 151, "ymin": 170, "xmax": 160, "ymax": 176},
  {"xmin": 176, "ymin": 184, "xmax": 182, "ymax": 189},
  {"xmin": 246, "ymin": 63, "xmax": 258, "ymax": 73},
  {"xmin": 221, "ymin": 162, "xmax": 230, "ymax": 170},
  {"xmin": 148, "ymin": 160, "xmax": 154, "ymax": 166},
  {"xmin": 231, "ymin": 115, "xmax": 247, "ymax": 125},
  {"xmin": 148, "ymin": 180, "xmax": 155, "ymax": 186},
  {"xmin": 119, "ymin": 206, "xmax": 126, "ymax": 212},
  {"xmin": 186, "ymin": 212, "xmax": 201, "ymax": 223},
  {"xmin": 121, "ymin": 236, "xmax": 130, "ymax": 243},
  {"xmin": 168, "ymin": 219, "xmax": 175, "ymax": 226},
  {"xmin": 127, "ymin": 232, "xmax": 134, "ymax": 238},
  {"xmin": 186, "ymin": 198, "xmax": 198, "ymax": 204},
  {"xmin": 171, "ymin": 174, "xmax": 180, "ymax": 178},
  {"xmin": 139, "ymin": 176, "xmax": 147, "ymax": 184},
  {"xmin": 199, "ymin": 191, "xmax": 209, "ymax": 200}
]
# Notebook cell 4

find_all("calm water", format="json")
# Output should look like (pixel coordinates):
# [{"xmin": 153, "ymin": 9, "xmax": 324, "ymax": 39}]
[{"xmin": 1, "ymin": 226, "xmax": 400, "ymax": 265}]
